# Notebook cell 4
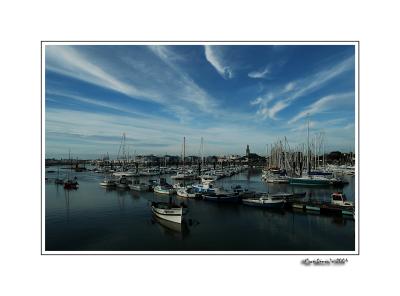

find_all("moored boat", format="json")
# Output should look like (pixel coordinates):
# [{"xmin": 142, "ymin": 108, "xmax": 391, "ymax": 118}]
[
  {"xmin": 64, "ymin": 177, "xmax": 79, "ymax": 189},
  {"xmin": 151, "ymin": 201, "xmax": 187, "ymax": 224},
  {"xmin": 100, "ymin": 177, "xmax": 116, "ymax": 187},
  {"xmin": 177, "ymin": 187, "xmax": 201, "ymax": 199},
  {"xmin": 331, "ymin": 192, "xmax": 354, "ymax": 207},
  {"xmin": 289, "ymin": 175, "xmax": 346, "ymax": 186},
  {"xmin": 154, "ymin": 185, "xmax": 176, "ymax": 195},
  {"xmin": 242, "ymin": 194, "xmax": 285, "ymax": 208}
]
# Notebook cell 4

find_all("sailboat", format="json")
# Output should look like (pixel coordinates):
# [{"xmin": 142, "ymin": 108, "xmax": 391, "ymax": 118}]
[
  {"xmin": 54, "ymin": 167, "xmax": 64, "ymax": 184},
  {"xmin": 171, "ymin": 137, "xmax": 197, "ymax": 180},
  {"xmin": 288, "ymin": 117, "xmax": 345, "ymax": 186},
  {"xmin": 64, "ymin": 149, "xmax": 79, "ymax": 189}
]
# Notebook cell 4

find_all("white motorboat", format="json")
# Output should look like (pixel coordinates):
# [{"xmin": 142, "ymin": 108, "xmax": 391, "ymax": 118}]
[
  {"xmin": 331, "ymin": 192, "xmax": 354, "ymax": 207},
  {"xmin": 100, "ymin": 177, "xmax": 116, "ymax": 187},
  {"xmin": 177, "ymin": 187, "xmax": 200, "ymax": 198},
  {"xmin": 151, "ymin": 202, "xmax": 187, "ymax": 224},
  {"xmin": 154, "ymin": 185, "xmax": 176, "ymax": 195}
]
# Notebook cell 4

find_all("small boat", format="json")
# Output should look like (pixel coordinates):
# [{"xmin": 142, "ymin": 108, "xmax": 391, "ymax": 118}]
[
  {"xmin": 231, "ymin": 185, "xmax": 256, "ymax": 199},
  {"xmin": 242, "ymin": 195, "xmax": 285, "ymax": 208},
  {"xmin": 331, "ymin": 192, "xmax": 354, "ymax": 207},
  {"xmin": 100, "ymin": 177, "xmax": 116, "ymax": 187},
  {"xmin": 54, "ymin": 167, "xmax": 64, "ymax": 184},
  {"xmin": 154, "ymin": 185, "xmax": 176, "ymax": 195},
  {"xmin": 192, "ymin": 181, "xmax": 217, "ymax": 194},
  {"xmin": 305, "ymin": 205, "xmax": 320, "ymax": 212},
  {"xmin": 151, "ymin": 201, "xmax": 187, "ymax": 224},
  {"xmin": 203, "ymin": 187, "xmax": 239, "ymax": 203},
  {"xmin": 64, "ymin": 177, "xmax": 79, "ymax": 190},
  {"xmin": 271, "ymin": 192, "xmax": 307, "ymax": 200},
  {"xmin": 292, "ymin": 203, "xmax": 305, "ymax": 210},
  {"xmin": 129, "ymin": 180, "xmax": 148, "ymax": 191},
  {"xmin": 177, "ymin": 187, "xmax": 201, "ymax": 199}
]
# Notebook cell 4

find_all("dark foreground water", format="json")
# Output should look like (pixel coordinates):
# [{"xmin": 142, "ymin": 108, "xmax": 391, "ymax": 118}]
[{"xmin": 45, "ymin": 168, "xmax": 355, "ymax": 251}]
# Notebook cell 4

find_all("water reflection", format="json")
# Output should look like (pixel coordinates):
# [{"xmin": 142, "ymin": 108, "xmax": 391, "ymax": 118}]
[
  {"xmin": 63, "ymin": 189, "xmax": 71, "ymax": 223},
  {"xmin": 152, "ymin": 215, "xmax": 190, "ymax": 240},
  {"xmin": 45, "ymin": 167, "xmax": 355, "ymax": 251}
]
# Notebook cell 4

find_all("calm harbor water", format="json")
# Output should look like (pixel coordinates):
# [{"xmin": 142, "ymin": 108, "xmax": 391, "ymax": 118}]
[{"xmin": 45, "ymin": 168, "xmax": 355, "ymax": 251}]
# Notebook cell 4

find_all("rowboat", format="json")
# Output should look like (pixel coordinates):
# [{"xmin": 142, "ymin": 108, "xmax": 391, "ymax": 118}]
[{"xmin": 151, "ymin": 202, "xmax": 187, "ymax": 224}]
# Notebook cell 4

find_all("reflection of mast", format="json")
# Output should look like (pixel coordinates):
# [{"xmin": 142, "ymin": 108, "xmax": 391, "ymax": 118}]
[{"xmin": 64, "ymin": 189, "xmax": 70, "ymax": 223}]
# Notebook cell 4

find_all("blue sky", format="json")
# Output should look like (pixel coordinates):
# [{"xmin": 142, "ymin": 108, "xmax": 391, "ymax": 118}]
[{"xmin": 45, "ymin": 44, "xmax": 355, "ymax": 159}]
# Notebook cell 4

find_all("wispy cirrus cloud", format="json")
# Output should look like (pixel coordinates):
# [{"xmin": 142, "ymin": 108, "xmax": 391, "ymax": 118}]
[
  {"xmin": 248, "ymin": 66, "xmax": 270, "ymax": 79},
  {"xmin": 46, "ymin": 45, "xmax": 218, "ymax": 122},
  {"xmin": 250, "ymin": 56, "xmax": 355, "ymax": 120},
  {"xmin": 204, "ymin": 45, "xmax": 233, "ymax": 79},
  {"xmin": 288, "ymin": 92, "xmax": 354, "ymax": 124},
  {"xmin": 46, "ymin": 46, "xmax": 157, "ymax": 101}
]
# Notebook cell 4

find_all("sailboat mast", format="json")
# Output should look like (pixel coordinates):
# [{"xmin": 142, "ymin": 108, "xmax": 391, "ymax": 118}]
[
  {"xmin": 183, "ymin": 137, "xmax": 186, "ymax": 169},
  {"xmin": 323, "ymin": 133, "xmax": 325, "ymax": 168},
  {"xmin": 307, "ymin": 117, "xmax": 310, "ymax": 173},
  {"xmin": 201, "ymin": 137, "xmax": 204, "ymax": 168}
]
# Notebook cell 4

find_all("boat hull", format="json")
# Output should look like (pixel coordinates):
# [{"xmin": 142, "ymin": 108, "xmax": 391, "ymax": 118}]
[
  {"xmin": 242, "ymin": 199, "xmax": 285, "ymax": 208},
  {"xmin": 154, "ymin": 187, "xmax": 175, "ymax": 195},
  {"xmin": 289, "ymin": 177, "xmax": 344, "ymax": 186},
  {"xmin": 151, "ymin": 206, "xmax": 183, "ymax": 224},
  {"xmin": 203, "ymin": 194, "xmax": 238, "ymax": 203},
  {"xmin": 100, "ymin": 182, "xmax": 116, "ymax": 187}
]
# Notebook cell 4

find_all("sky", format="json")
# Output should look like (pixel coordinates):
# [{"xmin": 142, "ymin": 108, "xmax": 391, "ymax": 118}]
[{"xmin": 45, "ymin": 44, "xmax": 356, "ymax": 159}]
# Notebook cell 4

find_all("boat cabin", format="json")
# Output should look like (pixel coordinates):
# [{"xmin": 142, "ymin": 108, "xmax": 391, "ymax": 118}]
[{"xmin": 331, "ymin": 192, "xmax": 353, "ymax": 207}]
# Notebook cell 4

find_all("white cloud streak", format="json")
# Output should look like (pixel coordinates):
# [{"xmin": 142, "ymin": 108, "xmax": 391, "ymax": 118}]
[
  {"xmin": 288, "ymin": 92, "xmax": 354, "ymax": 124},
  {"xmin": 250, "ymin": 56, "xmax": 355, "ymax": 120},
  {"xmin": 204, "ymin": 45, "xmax": 233, "ymax": 79},
  {"xmin": 248, "ymin": 67, "xmax": 270, "ymax": 79},
  {"xmin": 46, "ymin": 45, "xmax": 218, "ymax": 122}
]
